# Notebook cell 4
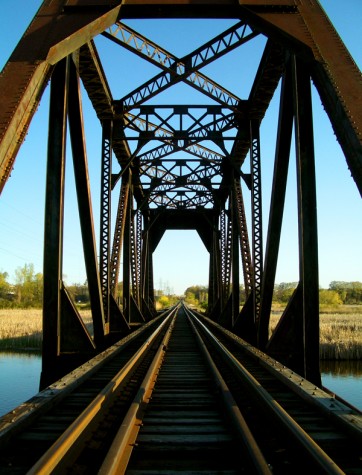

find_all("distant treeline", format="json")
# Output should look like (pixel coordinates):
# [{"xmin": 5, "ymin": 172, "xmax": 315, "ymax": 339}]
[
  {"xmin": 183, "ymin": 282, "xmax": 362, "ymax": 309},
  {"xmin": 0, "ymin": 264, "xmax": 361, "ymax": 309}
]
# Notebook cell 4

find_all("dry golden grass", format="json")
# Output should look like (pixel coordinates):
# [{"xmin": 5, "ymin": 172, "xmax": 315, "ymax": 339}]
[
  {"xmin": 0, "ymin": 309, "xmax": 92, "ymax": 350},
  {"xmin": 319, "ymin": 313, "xmax": 362, "ymax": 359},
  {"xmin": 0, "ymin": 309, "xmax": 42, "ymax": 349},
  {"xmin": 1, "ymin": 308, "xmax": 361, "ymax": 358},
  {"xmin": 270, "ymin": 309, "xmax": 362, "ymax": 360}
]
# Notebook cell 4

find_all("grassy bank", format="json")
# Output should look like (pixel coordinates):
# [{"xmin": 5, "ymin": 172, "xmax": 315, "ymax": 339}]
[
  {"xmin": 270, "ymin": 306, "xmax": 362, "ymax": 360},
  {"xmin": 0, "ymin": 309, "xmax": 92, "ymax": 351},
  {"xmin": 0, "ymin": 308, "xmax": 361, "ymax": 359}
]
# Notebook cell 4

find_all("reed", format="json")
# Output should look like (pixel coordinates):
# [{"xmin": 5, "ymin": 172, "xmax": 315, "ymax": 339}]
[
  {"xmin": 1, "ymin": 308, "xmax": 361, "ymax": 359},
  {"xmin": 0, "ymin": 309, "xmax": 92, "ymax": 350},
  {"xmin": 0, "ymin": 309, "xmax": 42, "ymax": 350},
  {"xmin": 270, "ymin": 309, "xmax": 362, "ymax": 360},
  {"xmin": 319, "ymin": 313, "xmax": 362, "ymax": 360}
]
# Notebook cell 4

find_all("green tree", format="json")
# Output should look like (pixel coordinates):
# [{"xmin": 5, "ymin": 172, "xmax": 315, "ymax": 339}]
[
  {"xmin": 329, "ymin": 281, "xmax": 362, "ymax": 304},
  {"xmin": 273, "ymin": 282, "xmax": 298, "ymax": 303},
  {"xmin": 0, "ymin": 271, "xmax": 9, "ymax": 291},
  {"xmin": 68, "ymin": 281, "xmax": 89, "ymax": 304},
  {"xmin": 158, "ymin": 295, "xmax": 170, "ymax": 308},
  {"xmin": 14, "ymin": 263, "xmax": 43, "ymax": 306},
  {"xmin": 319, "ymin": 289, "xmax": 343, "ymax": 306},
  {"xmin": 0, "ymin": 271, "xmax": 11, "ymax": 300},
  {"xmin": 239, "ymin": 284, "xmax": 246, "ymax": 304},
  {"xmin": 184, "ymin": 285, "xmax": 208, "ymax": 308}
]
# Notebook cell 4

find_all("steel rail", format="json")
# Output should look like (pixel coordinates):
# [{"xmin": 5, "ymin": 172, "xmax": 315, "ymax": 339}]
[
  {"xmin": 186, "ymin": 311, "xmax": 272, "ymax": 475},
  {"xmin": 100, "ymin": 305, "xmax": 271, "ymax": 474},
  {"xmin": 197, "ymin": 311, "xmax": 362, "ymax": 441},
  {"xmin": 98, "ymin": 309, "xmax": 177, "ymax": 474},
  {"xmin": 189, "ymin": 310, "xmax": 345, "ymax": 475},
  {"xmin": 25, "ymin": 308, "xmax": 177, "ymax": 475}
]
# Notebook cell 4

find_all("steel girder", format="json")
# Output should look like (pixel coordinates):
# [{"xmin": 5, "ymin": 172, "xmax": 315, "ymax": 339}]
[{"xmin": 0, "ymin": 1, "xmax": 361, "ymax": 387}]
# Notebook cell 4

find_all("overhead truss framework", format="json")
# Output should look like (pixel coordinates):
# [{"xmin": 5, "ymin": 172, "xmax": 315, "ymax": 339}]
[{"xmin": 0, "ymin": 1, "xmax": 361, "ymax": 388}]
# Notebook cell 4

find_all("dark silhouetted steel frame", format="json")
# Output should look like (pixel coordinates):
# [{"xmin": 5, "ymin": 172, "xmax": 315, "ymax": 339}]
[{"xmin": 0, "ymin": 1, "xmax": 361, "ymax": 390}]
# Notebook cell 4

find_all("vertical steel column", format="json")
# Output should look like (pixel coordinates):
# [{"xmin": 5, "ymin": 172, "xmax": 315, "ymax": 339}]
[
  {"xmin": 136, "ymin": 209, "xmax": 142, "ymax": 302},
  {"xmin": 110, "ymin": 178, "xmax": 129, "ymax": 297},
  {"xmin": 293, "ymin": 55, "xmax": 321, "ymax": 386},
  {"xmin": 123, "ymin": 173, "xmax": 132, "ymax": 321},
  {"xmin": 141, "ymin": 221, "xmax": 150, "ymax": 303},
  {"xmin": 259, "ymin": 62, "xmax": 294, "ymax": 350},
  {"xmin": 100, "ymin": 120, "xmax": 112, "ymax": 328},
  {"xmin": 220, "ymin": 207, "xmax": 233, "ymax": 309},
  {"xmin": 231, "ymin": 181, "xmax": 240, "ymax": 325},
  {"xmin": 141, "ymin": 215, "xmax": 155, "ymax": 315},
  {"xmin": 68, "ymin": 58, "xmax": 104, "ymax": 347},
  {"xmin": 220, "ymin": 209, "xmax": 227, "ymax": 307},
  {"xmin": 41, "ymin": 58, "xmax": 68, "ymax": 388},
  {"xmin": 234, "ymin": 177, "xmax": 252, "ymax": 298},
  {"xmin": 208, "ymin": 212, "xmax": 221, "ymax": 315},
  {"xmin": 250, "ymin": 119, "xmax": 263, "ymax": 325},
  {"xmin": 226, "ymin": 212, "xmax": 233, "ymax": 301},
  {"xmin": 130, "ymin": 210, "xmax": 139, "ymax": 305}
]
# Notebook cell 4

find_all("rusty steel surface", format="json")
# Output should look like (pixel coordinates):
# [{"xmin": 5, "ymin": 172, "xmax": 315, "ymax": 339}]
[
  {"xmin": 0, "ymin": 0, "xmax": 361, "ymax": 390},
  {"xmin": 0, "ymin": 0, "xmax": 124, "ymax": 193},
  {"xmin": 1, "ymin": 0, "xmax": 361, "ymax": 194}
]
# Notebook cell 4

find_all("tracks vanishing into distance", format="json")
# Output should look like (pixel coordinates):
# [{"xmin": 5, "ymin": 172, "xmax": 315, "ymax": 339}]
[{"xmin": 0, "ymin": 304, "xmax": 361, "ymax": 474}]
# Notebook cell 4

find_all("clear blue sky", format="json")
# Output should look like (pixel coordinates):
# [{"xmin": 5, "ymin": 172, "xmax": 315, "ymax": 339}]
[{"xmin": 0, "ymin": 1, "xmax": 361, "ymax": 295}]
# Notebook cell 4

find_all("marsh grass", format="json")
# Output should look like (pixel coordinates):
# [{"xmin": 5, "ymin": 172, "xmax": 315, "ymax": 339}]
[
  {"xmin": 270, "ymin": 307, "xmax": 362, "ymax": 360},
  {"xmin": 1, "ymin": 308, "xmax": 361, "ymax": 358},
  {"xmin": 319, "ymin": 313, "xmax": 362, "ymax": 359},
  {"xmin": 0, "ymin": 309, "xmax": 93, "ymax": 350}
]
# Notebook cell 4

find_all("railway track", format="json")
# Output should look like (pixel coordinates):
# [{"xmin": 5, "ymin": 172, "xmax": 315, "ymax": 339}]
[{"xmin": 0, "ymin": 304, "xmax": 361, "ymax": 474}]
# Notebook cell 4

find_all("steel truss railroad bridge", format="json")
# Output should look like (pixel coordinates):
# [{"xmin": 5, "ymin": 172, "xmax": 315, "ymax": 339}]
[{"xmin": 0, "ymin": 0, "xmax": 361, "ymax": 390}]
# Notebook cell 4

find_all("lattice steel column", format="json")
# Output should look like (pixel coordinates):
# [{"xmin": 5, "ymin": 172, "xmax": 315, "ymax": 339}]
[
  {"xmin": 100, "ymin": 120, "xmax": 112, "ymax": 326},
  {"xmin": 136, "ymin": 209, "xmax": 142, "ymax": 302},
  {"xmin": 234, "ymin": 177, "xmax": 253, "ymax": 298},
  {"xmin": 220, "ymin": 208, "xmax": 232, "ymax": 306},
  {"xmin": 231, "ymin": 184, "xmax": 240, "ymax": 325},
  {"xmin": 220, "ymin": 209, "xmax": 226, "ymax": 305},
  {"xmin": 141, "ymin": 221, "xmax": 152, "ymax": 306},
  {"xmin": 123, "ymin": 183, "xmax": 132, "ymax": 321},
  {"xmin": 250, "ymin": 120, "xmax": 263, "ymax": 324},
  {"xmin": 130, "ymin": 208, "xmax": 140, "ymax": 305},
  {"xmin": 110, "ymin": 178, "xmax": 130, "ymax": 297}
]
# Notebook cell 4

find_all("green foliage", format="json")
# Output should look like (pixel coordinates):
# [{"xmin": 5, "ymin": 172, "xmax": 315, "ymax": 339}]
[
  {"xmin": 329, "ymin": 281, "xmax": 362, "ymax": 304},
  {"xmin": 0, "ymin": 262, "xmax": 361, "ymax": 310},
  {"xmin": 67, "ymin": 282, "xmax": 90, "ymax": 304},
  {"xmin": 158, "ymin": 295, "xmax": 170, "ymax": 307},
  {"xmin": 184, "ymin": 285, "xmax": 208, "ymax": 308},
  {"xmin": 0, "ymin": 272, "xmax": 11, "ymax": 300},
  {"xmin": 273, "ymin": 282, "xmax": 298, "ymax": 303},
  {"xmin": 319, "ymin": 289, "xmax": 343, "ymax": 306},
  {"xmin": 3, "ymin": 264, "xmax": 44, "ymax": 308},
  {"xmin": 239, "ymin": 284, "xmax": 246, "ymax": 304},
  {"xmin": 155, "ymin": 292, "xmax": 179, "ymax": 310}
]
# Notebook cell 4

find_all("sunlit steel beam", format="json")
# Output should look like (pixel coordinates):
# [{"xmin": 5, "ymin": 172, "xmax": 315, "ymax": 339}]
[
  {"xmin": 113, "ymin": 21, "xmax": 258, "ymax": 110},
  {"xmin": 103, "ymin": 22, "xmax": 242, "ymax": 109}
]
